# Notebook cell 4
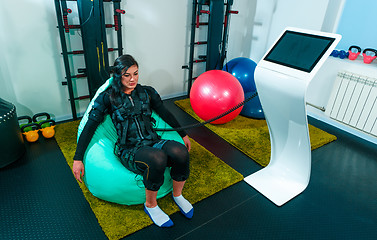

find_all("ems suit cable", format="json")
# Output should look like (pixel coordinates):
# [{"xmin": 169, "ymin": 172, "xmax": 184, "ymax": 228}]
[{"xmin": 154, "ymin": 91, "xmax": 258, "ymax": 132}]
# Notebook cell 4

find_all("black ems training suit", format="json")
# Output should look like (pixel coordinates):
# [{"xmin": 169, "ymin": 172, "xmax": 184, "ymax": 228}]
[{"xmin": 73, "ymin": 85, "xmax": 190, "ymax": 191}]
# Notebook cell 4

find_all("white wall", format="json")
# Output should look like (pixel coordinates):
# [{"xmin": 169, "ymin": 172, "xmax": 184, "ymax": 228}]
[
  {"xmin": 1, "ymin": 0, "xmax": 356, "ymax": 128},
  {"xmin": 0, "ymin": 0, "xmax": 258, "ymax": 121},
  {"xmin": 0, "ymin": 0, "xmax": 192, "ymax": 121},
  {"xmin": 0, "ymin": 0, "xmax": 71, "ymax": 120},
  {"xmin": 321, "ymin": 0, "xmax": 345, "ymax": 33},
  {"xmin": 121, "ymin": 0, "xmax": 190, "ymax": 99},
  {"xmin": 226, "ymin": 0, "xmax": 257, "ymax": 61},
  {"xmin": 250, "ymin": 0, "xmax": 330, "ymax": 63}
]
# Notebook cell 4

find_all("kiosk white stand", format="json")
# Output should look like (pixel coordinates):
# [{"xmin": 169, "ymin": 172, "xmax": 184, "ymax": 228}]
[{"xmin": 244, "ymin": 27, "xmax": 341, "ymax": 206}]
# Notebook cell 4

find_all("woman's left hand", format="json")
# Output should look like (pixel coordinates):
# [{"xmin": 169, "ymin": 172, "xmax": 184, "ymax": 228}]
[{"xmin": 182, "ymin": 135, "xmax": 191, "ymax": 152}]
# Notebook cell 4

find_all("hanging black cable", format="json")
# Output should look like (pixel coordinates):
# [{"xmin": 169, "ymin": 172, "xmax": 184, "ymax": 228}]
[{"xmin": 154, "ymin": 91, "xmax": 258, "ymax": 132}]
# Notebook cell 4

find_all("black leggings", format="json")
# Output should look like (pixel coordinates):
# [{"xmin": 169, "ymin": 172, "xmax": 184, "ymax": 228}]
[{"xmin": 133, "ymin": 140, "xmax": 190, "ymax": 191}]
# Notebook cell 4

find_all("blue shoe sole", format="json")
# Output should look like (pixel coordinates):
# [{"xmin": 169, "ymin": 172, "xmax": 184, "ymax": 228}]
[{"xmin": 172, "ymin": 195, "xmax": 194, "ymax": 219}]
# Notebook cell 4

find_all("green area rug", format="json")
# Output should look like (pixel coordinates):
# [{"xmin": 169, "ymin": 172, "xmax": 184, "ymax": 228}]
[
  {"xmin": 175, "ymin": 98, "xmax": 337, "ymax": 167},
  {"xmin": 54, "ymin": 120, "xmax": 243, "ymax": 240}
]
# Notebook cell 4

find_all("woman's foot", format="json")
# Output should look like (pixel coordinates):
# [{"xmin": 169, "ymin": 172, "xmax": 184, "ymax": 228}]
[
  {"xmin": 144, "ymin": 204, "xmax": 174, "ymax": 227},
  {"xmin": 172, "ymin": 194, "xmax": 194, "ymax": 219}
]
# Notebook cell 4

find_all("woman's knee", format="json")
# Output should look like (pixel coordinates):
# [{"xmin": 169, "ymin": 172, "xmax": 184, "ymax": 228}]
[
  {"xmin": 135, "ymin": 149, "xmax": 168, "ymax": 191},
  {"xmin": 146, "ymin": 149, "xmax": 168, "ymax": 172},
  {"xmin": 164, "ymin": 141, "xmax": 189, "ymax": 161},
  {"xmin": 134, "ymin": 148, "xmax": 167, "ymax": 172}
]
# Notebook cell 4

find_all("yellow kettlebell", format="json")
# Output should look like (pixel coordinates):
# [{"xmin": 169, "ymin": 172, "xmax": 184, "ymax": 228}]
[
  {"xmin": 21, "ymin": 123, "xmax": 40, "ymax": 142},
  {"xmin": 38, "ymin": 119, "xmax": 56, "ymax": 138}
]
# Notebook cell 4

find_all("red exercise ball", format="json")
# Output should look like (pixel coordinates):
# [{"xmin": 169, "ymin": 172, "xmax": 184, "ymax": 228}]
[{"xmin": 190, "ymin": 70, "xmax": 244, "ymax": 124}]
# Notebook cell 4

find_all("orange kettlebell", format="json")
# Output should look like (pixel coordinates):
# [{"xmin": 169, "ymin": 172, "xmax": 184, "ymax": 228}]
[
  {"xmin": 21, "ymin": 123, "xmax": 40, "ymax": 142},
  {"xmin": 38, "ymin": 119, "xmax": 56, "ymax": 138}
]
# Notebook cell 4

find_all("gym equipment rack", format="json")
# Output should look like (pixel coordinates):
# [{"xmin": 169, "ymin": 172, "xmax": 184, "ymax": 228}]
[
  {"xmin": 54, "ymin": 0, "xmax": 125, "ymax": 120},
  {"xmin": 183, "ymin": 0, "xmax": 238, "ymax": 96}
]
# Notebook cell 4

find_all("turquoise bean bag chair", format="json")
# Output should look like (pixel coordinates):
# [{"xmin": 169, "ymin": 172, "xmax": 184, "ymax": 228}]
[{"xmin": 77, "ymin": 78, "xmax": 184, "ymax": 205}]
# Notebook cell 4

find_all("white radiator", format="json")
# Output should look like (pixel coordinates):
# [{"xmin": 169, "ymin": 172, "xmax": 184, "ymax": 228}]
[{"xmin": 325, "ymin": 71, "xmax": 377, "ymax": 137}]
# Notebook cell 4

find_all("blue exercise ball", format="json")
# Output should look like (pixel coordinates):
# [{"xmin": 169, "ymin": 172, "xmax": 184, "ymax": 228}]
[
  {"xmin": 240, "ymin": 91, "xmax": 265, "ymax": 119},
  {"xmin": 223, "ymin": 57, "xmax": 257, "ymax": 93}
]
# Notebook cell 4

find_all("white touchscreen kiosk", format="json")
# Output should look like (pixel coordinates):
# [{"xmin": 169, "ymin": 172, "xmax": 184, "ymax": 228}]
[{"xmin": 244, "ymin": 27, "xmax": 341, "ymax": 206}]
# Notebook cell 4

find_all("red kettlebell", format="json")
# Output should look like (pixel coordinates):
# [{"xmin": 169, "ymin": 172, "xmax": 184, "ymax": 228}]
[
  {"xmin": 348, "ymin": 45, "xmax": 361, "ymax": 60},
  {"xmin": 362, "ymin": 48, "xmax": 377, "ymax": 64}
]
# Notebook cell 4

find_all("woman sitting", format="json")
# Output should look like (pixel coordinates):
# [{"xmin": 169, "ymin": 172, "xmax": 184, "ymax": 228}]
[{"xmin": 72, "ymin": 54, "xmax": 193, "ymax": 227}]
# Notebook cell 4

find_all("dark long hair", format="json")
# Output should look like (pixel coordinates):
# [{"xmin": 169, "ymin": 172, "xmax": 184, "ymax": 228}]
[{"xmin": 108, "ymin": 54, "xmax": 139, "ymax": 106}]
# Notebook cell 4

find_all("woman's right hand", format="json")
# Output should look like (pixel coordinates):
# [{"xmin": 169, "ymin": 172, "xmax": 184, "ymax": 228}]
[{"xmin": 72, "ymin": 160, "xmax": 85, "ymax": 183}]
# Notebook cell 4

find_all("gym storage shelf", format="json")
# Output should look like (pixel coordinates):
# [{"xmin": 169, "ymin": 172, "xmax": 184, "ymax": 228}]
[{"xmin": 54, "ymin": 0, "xmax": 124, "ymax": 120}]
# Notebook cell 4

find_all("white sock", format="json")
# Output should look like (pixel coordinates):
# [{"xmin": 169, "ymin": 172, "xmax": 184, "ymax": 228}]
[
  {"xmin": 173, "ymin": 195, "xmax": 193, "ymax": 215},
  {"xmin": 144, "ymin": 204, "xmax": 173, "ymax": 227}
]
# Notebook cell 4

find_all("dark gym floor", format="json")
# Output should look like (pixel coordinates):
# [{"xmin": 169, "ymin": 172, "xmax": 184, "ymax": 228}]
[{"xmin": 1, "ymin": 96, "xmax": 377, "ymax": 240}]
